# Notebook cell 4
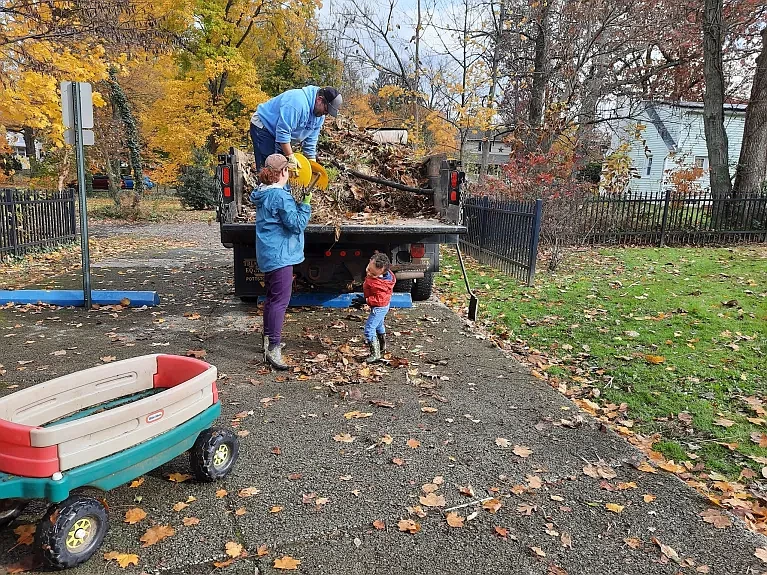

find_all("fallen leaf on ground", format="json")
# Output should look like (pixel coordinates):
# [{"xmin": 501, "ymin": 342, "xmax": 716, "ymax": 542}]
[
  {"xmin": 373, "ymin": 519, "xmax": 385, "ymax": 530},
  {"xmin": 274, "ymin": 556, "xmax": 301, "ymax": 570},
  {"xmin": 517, "ymin": 503, "xmax": 536, "ymax": 516},
  {"xmin": 288, "ymin": 473, "xmax": 303, "ymax": 480},
  {"xmin": 333, "ymin": 433, "xmax": 356, "ymax": 443},
  {"xmin": 140, "ymin": 525, "xmax": 175, "ymax": 547},
  {"xmin": 526, "ymin": 475, "xmax": 543, "ymax": 489},
  {"xmin": 530, "ymin": 546, "xmax": 546, "ymax": 558},
  {"xmin": 213, "ymin": 559, "xmax": 234, "ymax": 569},
  {"xmin": 129, "ymin": 477, "xmax": 145, "ymax": 488},
  {"xmin": 483, "ymin": 499, "xmax": 503, "ymax": 513},
  {"xmin": 637, "ymin": 461, "xmax": 657, "ymax": 473},
  {"xmin": 173, "ymin": 501, "xmax": 189, "ymax": 512},
  {"xmin": 644, "ymin": 354, "xmax": 665, "ymax": 364},
  {"xmin": 617, "ymin": 482, "xmax": 637, "ymax": 490},
  {"xmin": 380, "ymin": 434, "xmax": 393, "ymax": 445},
  {"xmin": 14, "ymin": 524, "xmax": 35, "ymax": 546},
  {"xmin": 446, "ymin": 512, "xmax": 464, "ymax": 527},
  {"xmin": 495, "ymin": 437, "xmax": 510, "ymax": 448},
  {"xmin": 398, "ymin": 519, "xmax": 421, "ymax": 533},
  {"xmin": 459, "ymin": 485, "xmax": 475, "ymax": 497},
  {"xmin": 548, "ymin": 565, "xmax": 568, "ymax": 575},
  {"xmin": 495, "ymin": 526, "xmax": 509, "ymax": 539},
  {"xmin": 624, "ymin": 537, "xmax": 642, "ymax": 549},
  {"xmin": 344, "ymin": 411, "xmax": 373, "ymax": 419},
  {"xmin": 225, "ymin": 541, "xmax": 243, "ymax": 558},
  {"xmin": 234, "ymin": 508, "xmax": 247, "ymax": 516},
  {"xmin": 605, "ymin": 503, "xmax": 624, "ymax": 513},
  {"xmin": 407, "ymin": 505, "xmax": 427, "ymax": 518},
  {"xmin": 182, "ymin": 517, "xmax": 200, "ymax": 526},
  {"xmin": 100, "ymin": 356, "xmax": 117, "ymax": 363},
  {"xmin": 419, "ymin": 492, "xmax": 446, "ymax": 507},
  {"xmin": 422, "ymin": 483, "xmax": 439, "ymax": 493},
  {"xmin": 561, "ymin": 532, "xmax": 573, "ymax": 548},
  {"xmin": 643, "ymin": 494, "xmax": 656, "ymax": 503},
  {"xmin": 124, "ymin": 508, "xmax": 147, "ymax": 524},
  {"xmin": 713, "ymin": 418, "xmax": 735, "ymax": 428},
  {"xmin": 755, "ymin": 548, "xmax": 767, "ymax": 563},
  {"xmin": 103, "ymin": 552, "xmax": 139, "ymax": 568},
  {"xmin": 167, "ymin": 472, "xmax": 192, "ymax": 483},
  {"xmin": 315, "ymin": 497, "xmax": 330, "ymax": 506},
  {"xmin": 407, "ymin": 438, "xmax": 420, "ymax": 449},
  {"xmin": 700, "ymin": 509, "xmax": 731, "ymax": 528},
  {"xmin": 238, "ymin": 487, "xmax": 260, "ymax": 497},
  {"xmin": 216, "ymin": 489, "xmax": 228, "ymax": 498},
  {"xmin": 392, "ymin": 457, "xmax": 405, "ymax": 466},
  {"xmin": 652, "ymin": 537, "xmax": 680, "ymax": 563},
  {"xmin": 513, "ymin": 445, "xmax": 533, "ymax": 458},
  {"xmin": 583, "ymin": 463, "xmax": 617, "ymax": 480},
  {"xmin": 186, "ymin": 349, "xmax": 207, "ymax": 359},
  {"xmin": 257, "ymin": 545, "xmax": 269, "ymax": 557},
  {"xmin": 751, "ymin": 432, "xmax": 767, "ymax": 448}
]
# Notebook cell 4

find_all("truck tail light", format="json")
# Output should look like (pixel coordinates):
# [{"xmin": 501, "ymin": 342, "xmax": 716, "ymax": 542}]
[
  {"xmin": 448, "ymin": 171, "xmax": 462, "ymax": 205},
  {"xmin": 219, "ymin": 164, "xmax": 232, "ymax": 200},
  {"xmin": 410, "ymin": 243, "xmax": 425, "ymax": 258},
  {"xmin": 212, "ymin": 382, "xmax": 219, "ymax": 404}
]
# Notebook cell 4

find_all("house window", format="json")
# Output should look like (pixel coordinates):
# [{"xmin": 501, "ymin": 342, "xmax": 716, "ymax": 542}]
[
  {"xmin": 694, "ymin": 156, "xmax": 707, "ymax": 169},
  {"xmin": 477, "ymin": 140, "xmax": 483, "ymax": 152},
  {"xmin": 645, "ymin": 155, "xmax": 653, "ymax": 176}
]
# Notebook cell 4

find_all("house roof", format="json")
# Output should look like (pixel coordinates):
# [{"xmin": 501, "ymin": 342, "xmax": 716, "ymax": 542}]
[{"xmin": 464, "ymin": 127, "xmax": 514, "ymax": 141}]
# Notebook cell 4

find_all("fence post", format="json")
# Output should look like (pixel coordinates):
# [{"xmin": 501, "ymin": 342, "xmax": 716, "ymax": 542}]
[
  {"xmin": 526, "ymin": 199, "xmax": 543, "ymax": 286},
  {"xmin": 478, "ymin": 199, "xmax": 488, "ymax": 264},
  {"xmin": 6, "ymin": 189, "xmax": 20, "ymax": 257},
  {"xmin": 68, "ymin": 188, "xmax": 77, "ymax": 238},
  {"xmin": 658, "ymin": 189, "xmax": 671, "ymax": 247}
]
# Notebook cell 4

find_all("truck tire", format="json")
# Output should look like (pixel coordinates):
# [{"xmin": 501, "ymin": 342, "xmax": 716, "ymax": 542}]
[
  {"xmin": 411, "ymin": 272, "xmax": 434, "ymax": 301},
  {"xmin": 190, "ymin": 428, "xmax": 240, "ymax": 481},
  {"xmin": 36, "ymin": 496, "xmax": 109, "ymax": 569},
  {"xmin": 394, "ymin": 279, "xmax": 414, "ymax": 293}
]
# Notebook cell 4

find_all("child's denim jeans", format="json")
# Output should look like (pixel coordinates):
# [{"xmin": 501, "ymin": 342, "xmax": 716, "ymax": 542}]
[{"xmin": 364, "ymin": 305, "xmax": 390, "ymax": 342}]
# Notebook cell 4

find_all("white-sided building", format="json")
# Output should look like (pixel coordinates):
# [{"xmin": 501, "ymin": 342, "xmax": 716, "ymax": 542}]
[{"xmin": 605, "ymin": 101, "xmax": 746, "ymax": 197}]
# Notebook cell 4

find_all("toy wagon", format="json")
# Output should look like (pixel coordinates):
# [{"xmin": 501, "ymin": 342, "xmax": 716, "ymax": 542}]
[{"xmin": 0, "ymin": 354, "xmax": 239, "ymax": 569}]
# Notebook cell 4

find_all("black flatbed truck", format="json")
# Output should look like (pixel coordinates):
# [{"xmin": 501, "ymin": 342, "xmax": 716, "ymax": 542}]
[{"xmin": 216, "ymin": 148, "xmax": 474, "ymax": 308}]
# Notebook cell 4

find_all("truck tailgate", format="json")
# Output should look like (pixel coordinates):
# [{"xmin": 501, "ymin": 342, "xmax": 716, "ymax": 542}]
[{"xmin": 221, "ymin": 221, "xmax": 466, "ymax": 246}]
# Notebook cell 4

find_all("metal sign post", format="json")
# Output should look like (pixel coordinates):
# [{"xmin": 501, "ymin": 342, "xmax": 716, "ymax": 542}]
[{"xmin": 61, "ymin": 82, "xmax": 94, "ymax": 309}]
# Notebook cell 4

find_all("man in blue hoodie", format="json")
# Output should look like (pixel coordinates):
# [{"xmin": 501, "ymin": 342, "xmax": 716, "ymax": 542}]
[{"xmin": 250, "ymin": 86, "xmax": 343, "ymax": 172}]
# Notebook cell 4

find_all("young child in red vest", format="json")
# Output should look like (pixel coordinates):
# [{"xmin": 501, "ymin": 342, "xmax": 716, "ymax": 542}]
[{"xmin": 362, "ymin": 253, "xmax": 396, "ymax": 362}]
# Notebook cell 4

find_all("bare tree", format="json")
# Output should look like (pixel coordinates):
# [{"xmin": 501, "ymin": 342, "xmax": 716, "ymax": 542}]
[
  {"xmin": 733, "ymin": 26, "xmax": 767, "ymax": 197},
  {"xmin": 702, "ymin": 0, "xmax": 733, "ymax": 207}
]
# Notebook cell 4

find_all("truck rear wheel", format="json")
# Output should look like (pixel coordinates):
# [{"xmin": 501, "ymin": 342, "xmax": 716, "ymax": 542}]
[
  {"xmin": 0, "ymin": 499, "xmax": 27, "ymax": 529},
  {"xmin": 411, "ymin": 272, "xmax": 434, "ymax": 301},
  {"xmin": 394, "ymin": 279, "xmax": 413, "ymax": 293}
]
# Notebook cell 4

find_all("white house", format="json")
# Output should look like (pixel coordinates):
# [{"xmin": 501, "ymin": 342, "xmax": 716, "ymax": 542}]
[
  {"xmin": 605, "ymin": 101, "xmax": 746, "ymax": 197},
  {"xmin": 4, "ymin": 130, "xmax": 43, "ymax": 169}
]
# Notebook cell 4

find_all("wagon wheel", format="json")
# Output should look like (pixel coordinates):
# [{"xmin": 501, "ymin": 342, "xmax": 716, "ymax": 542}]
[
  {"xmin": 190, "ymin": 428, "xmax": 240, "ymax": 482},
  {"xmin": 0, "ymin": 499, "xmax": 28, "ymax": 529},
  {"xmin": 36, "ymin": 495, "xmax": 109, "ymax": 569}
]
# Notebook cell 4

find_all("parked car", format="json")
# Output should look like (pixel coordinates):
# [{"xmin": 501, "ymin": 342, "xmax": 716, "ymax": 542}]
[{"xmin": 122, "ymin": 174, "xmax": 154, "ymax": 190}]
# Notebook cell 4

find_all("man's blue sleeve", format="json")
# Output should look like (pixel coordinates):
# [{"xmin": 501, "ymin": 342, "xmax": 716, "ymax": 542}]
[
  {"xmin": 275, "ymin": 106, "xmax": 301, "ymax": 144},
  {"xmin": 276, "ymin": 193, "xmax": 311, "ymax": 233}
]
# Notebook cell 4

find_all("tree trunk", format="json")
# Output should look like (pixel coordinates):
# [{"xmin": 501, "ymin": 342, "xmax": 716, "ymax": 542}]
[
  {"xmin": 22, "ymin": 127, "xmax": 35, "ymax": 163},
  {"xmin": 528, "ymin": 5, "xmax": 550, "ymax": 131},
  {"xmin": 702, "ymin": 0, "xmax": 732, "ymax": 225},
  {"xmin": 108, "ymin": 67, "xmax": 144, "ymax": 208},
  {"xmin": 479, "ymin": 0, "xmax": 506, "ymax": 182},
  {"xmin": 733, "ymin": 27, "xmax": 767, "ymax": 198}
]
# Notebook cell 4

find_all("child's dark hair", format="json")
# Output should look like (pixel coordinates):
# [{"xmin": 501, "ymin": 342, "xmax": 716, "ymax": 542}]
[{"xmin": 370, "ymin": 252, "xmax": 390, "ymax": 271}]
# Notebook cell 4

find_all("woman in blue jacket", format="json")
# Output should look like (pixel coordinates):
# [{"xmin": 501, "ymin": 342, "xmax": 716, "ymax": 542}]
[
  {"xmin": 249, "ymin": 154, "xmax": 312, "ymax": 369},
  {"xmin": 249, "ymin": 86, "xmax": 343, "ymax": 172}
]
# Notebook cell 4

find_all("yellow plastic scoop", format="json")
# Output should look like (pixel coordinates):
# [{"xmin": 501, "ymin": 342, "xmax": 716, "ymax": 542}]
[
  {"xmin": 288, "ymin": 152, "xmax": 312, "ymax": 187},
  {"xmin": 308, "ymin": 160, "xmax": 328, "ymax": 191}
]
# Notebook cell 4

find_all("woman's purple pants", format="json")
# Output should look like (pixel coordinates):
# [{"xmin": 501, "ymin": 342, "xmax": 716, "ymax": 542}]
[{"xmin": 263, "ymin": 265, "xmax": 293, "ymax": 345}]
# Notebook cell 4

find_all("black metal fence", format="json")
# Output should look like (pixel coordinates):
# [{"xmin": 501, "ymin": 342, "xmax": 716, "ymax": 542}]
[
  {"xmin": 1, "ymin": 188, "xmax": 77, "ymax": 258},
  {"xmin": 575, "ymin": 190, "xmax": 767, "ymax": 246},
  {"xmin": 460, "ymin": 195, "xmax": 543, "ymax": 285}
]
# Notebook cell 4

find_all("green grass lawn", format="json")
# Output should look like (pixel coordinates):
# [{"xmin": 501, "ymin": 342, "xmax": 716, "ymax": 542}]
[
  {"xmin": 87, "ymin": 195, "xmax": 215, "ymax": 222},
  {"xmin": 437, "ymin": 245, "xmax": 767, "ymax": 479}
]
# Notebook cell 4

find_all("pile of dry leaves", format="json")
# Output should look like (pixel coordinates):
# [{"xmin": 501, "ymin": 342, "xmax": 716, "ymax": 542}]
[{"xmin": 237, "ymin": 119, "xmax": 439, "ymax": 226}]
